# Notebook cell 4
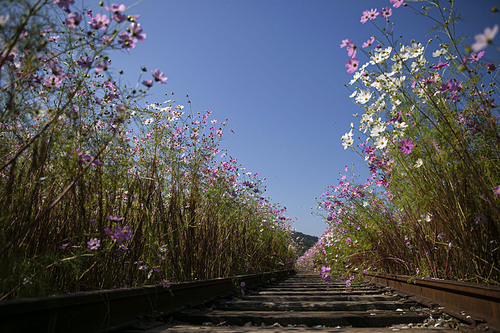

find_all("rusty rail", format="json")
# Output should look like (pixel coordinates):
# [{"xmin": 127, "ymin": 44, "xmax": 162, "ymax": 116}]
[
  {"xmin": 0, "ymin": 269, "xmax": 294, "ymax": 333},
  {"xmin": 365, "ymin": 272, "xmax": 500, "ymax": 331}
]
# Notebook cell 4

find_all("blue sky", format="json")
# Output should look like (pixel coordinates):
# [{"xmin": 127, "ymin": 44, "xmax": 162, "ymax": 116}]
[{"xmin": 106, "ymin": 0, "xmax": 499, "ymax": 236}]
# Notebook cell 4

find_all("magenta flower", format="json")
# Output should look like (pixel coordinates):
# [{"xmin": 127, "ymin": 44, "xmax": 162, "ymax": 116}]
[
  {"xmin": 390, "ymin": 0, "xmax": 405, "ymax": 8},
  {"xmin": 399, "ymin": 138, "xmax": 414, "ymax": 154},
  {"xmin": 432, "ymin": 62, "xmax": 448, "ymax": 69},
  {"xmin": 468, "ymin": 51, "xmax": 485, "ymax": 63},
  {"xmin": 345, "ymin": 57, "xmax": 359, "ymax": 73},
  {"xmin": 105, "ymin": 3, "xmax": 127, "ymax": 22},
  {"xmin": 471, "ymin": 25, "xmax": 498, "ymax": 52},
  {"xmin": 362, "ymin": 36, "xmax": 375, "ymax": 48},
  {"xmin": 381, "ymin": 7, "xmax": 392, "ymax": 18},
  {"xmin": 118, "ymin": 32, "xmax": 137, "ymax": 50},
  {"xmin": 439, "ymin": 79, "xmax": 462, "ymax": 94},
  {"xmin": 54, "ymin": 0, "xmax": 74, "ymax": 11},
  {"xmin": 112, "ymin": 12, "xmax": 127, "ymax": 23},
  {"xmin": 43, "ymin": 75, "xmax": 63, "ymax": 88},
  {"xmin": 88, "ymin": 13, "xmax": 110, "ymax": 30},
  {"xmin": 87, "ymin": 238, "xmax": 100, "ymax": 250},
  {"xmin": 65, "ymin": 12, "xmax": 82, "ymax": 29},
  {"xmin": 494, "ymin": 185, "xmax": 500, "ymax": 195},
  {"xmin": 95, "ymin": 59, "xmax": 110, "ymax": 73},
  {"xmin": 104, "ymin": 224, "xmax": 132, "ymax": 245},
  {"xmin": 129, "ymin": 22, "xmax": 146, "ymax": 42},
  {"xmin": 106, "ymin": 215, "xmax": 125, "ymax": 222},
  {"xmin": 102, "ymin": 36, "xmax": 113, "ymax": 44},
  {"xmin": 152, "ymin": 69, "xmax": 167, "ymax": 84},
  {"xmin": 486, "ymin": 63, "xmax": 496, "ymax": 71}
]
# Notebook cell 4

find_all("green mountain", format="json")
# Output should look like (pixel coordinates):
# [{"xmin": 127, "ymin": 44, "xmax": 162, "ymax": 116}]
[{"xmin": 292, "ymin": 231, "xmax": 319, "ymax": 257}]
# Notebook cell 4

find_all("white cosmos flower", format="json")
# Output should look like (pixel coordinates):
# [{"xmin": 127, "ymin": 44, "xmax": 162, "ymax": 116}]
[
  {"xmin": 360, "ymin": 113, "xmax": 373, "ymax": 124},
  {"xmin": 368, "ymin": 99, "xmax": 385, "ymax": 113},
  {"xmin": 371, "ymin": 80, "xmax": 382, "ymax": 91},
  {"xmin": 432, "ymin": 48, "xmax": 447, "ymax": 57},
  {"xmin": 370, "ymin": 123, "xmax": 387, "ymax": 137},
  {"xmin": 397, "ymin": 45, "xmax": 411, "ymax": 61},
  {"xmin": 411, "ymin": 55, "xmax": 426, "ymax": 73},
  {"xmin": 392, "ymin": 61, "xmax": 403, "ymax": 73},
  {"xmin": 341, "ymin": 130, "xmax": 354, "ymax": 149},
  {"xmin": 0, "ymin": 15, "xmax": 9, "ymax": 27},
  {"xmin": 350, "ymin": 70, "xmax": 365, "ymax": 85},
  {"xmin": 355, "ymin": 89, "xmax": 372, "ymax": 104},
  {"xmin": 349, "ymin": 91, "xmax": 357, "ymax": 98},
  {"xmin": 380, "ymin": 46, "xmax": 393, "ymax": 60},
  {"xmin": 374, "ymin": 136, "xmax": 388, "ymax": 149},
  {"xmin": 445, "ymin": 53, "xmax": 457, "ymax": 60},
  {"xmin": 143, "ymin": 118, "xmax": 154, "ymax": 125},
  {"xmin": 409, "ymin": 42, "xmax": 424, "ymax": 58},
  {"xmin": 414, "ymin": 158, "xmax": 423, "ymax": 168},
  {"xmin": 394, "ymin": 121, "xmax": 408, "ymax": 130}
]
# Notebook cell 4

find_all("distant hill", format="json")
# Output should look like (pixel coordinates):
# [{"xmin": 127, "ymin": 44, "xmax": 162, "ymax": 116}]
[{"xmin": 292, "ymin": 231, "xmax": 319, "ymax": 257}]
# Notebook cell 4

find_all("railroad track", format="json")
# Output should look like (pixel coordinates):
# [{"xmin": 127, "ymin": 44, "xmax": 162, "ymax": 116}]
[
  {"xmin": 2, "ymin": 270, "xmax": 498, "ymax": 332},
  {"xmin": 127, "ymin": 271, "xmax": 466, "ymax": 332}
]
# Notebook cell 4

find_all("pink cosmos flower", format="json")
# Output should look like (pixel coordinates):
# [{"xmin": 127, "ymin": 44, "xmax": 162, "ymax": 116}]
[
  {"xmin": 65, "ymin": 12, "xmax": 82, "ymax": 29},
  {"xmin": 43, "ymin": 75, "xmax": 63, "ymax": 88},
  {"xmin": 112, "ymin": 12, "xmax": 127, "ymax": 23},
  {"xmin": 105, "ymin": 3, "xmax": 126, "ymax": 13},
  {"xmin": 54, "ymin": 0, "xmax": 74, "ymax": 11},
  {"xmin": 390, "ymin": 0, "xmax": 405, "ymax": 8},
  {"xmin": 471, "ymin": 25, "xmax": 498, "ymax": 52},
  {"xmin": 347, "ymin": 43, "xmax": 357, "ymax": 58},
  {"xmin": 129, "ymin": 23, "xmax": 146, "ymax": 42},
  {"xmin": 152, "ymin": 69, "xmax": 167, "ymax": 84},
  {"xmin": 95, "ymin": 59, "xmax": 110, "ymax": 73},
  {"xmin": 362, "ymin": 36, "xmax": 375, "ymax": 48},
  {"xmin": 381, "ymin": 7, "xmax": 392, "ymax": 18},
  {"xmin": 485, "ymin": 63, "xmax": 496, "ymax": 71},
  {"xmin": 345, "ymin": 57, "xmax": 359, "ymax": 73},
  {"xmin": 439, "ymin": 79, "xmax": 462, "ymax": 94},
  {"xmin": 468, "ymin": 51, "xmax": 485, "ymax": 63},
  {"xmin": 340, "ymin": 38, "xmax": 357, "ymax": 58},
  {"xmin": 360, "ymin": 11, "xmax": 370, "ymax": 24},
  {"xmin": 118, "ymin": 32, "xmax": 137, "ymax": 50},
  {"xmin": 340, "ymin": 39, "xmax": 352, "ymax": 48},
  {"xmin": 88, "ymin": 13, "xmax": 109, "ymax": 30},
  {"xmin": 142, "ymin": 80, "xmax": 153, "ymax": 87},
  {"xmin": 399, "ymin": 138, "xmax": 414, "ymax": 154},
  {"xmin": 366, "ymin": 8, "xmax": 379, "ymax": 21}
]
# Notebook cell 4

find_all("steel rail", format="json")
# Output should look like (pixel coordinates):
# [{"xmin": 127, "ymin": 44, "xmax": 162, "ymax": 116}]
[
  {"xmin": 365, "ymin": 272, "xmax": 500, "ymax": 331},
  {"xmin": 0, "ymin": 269, "xmax": 294, "ymax": 333}
]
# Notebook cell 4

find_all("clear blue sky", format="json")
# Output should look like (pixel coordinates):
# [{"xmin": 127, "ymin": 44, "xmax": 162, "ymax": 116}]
[{"xmin": 106, "ymin": 0, "xmax": 498, "ymax": 236}]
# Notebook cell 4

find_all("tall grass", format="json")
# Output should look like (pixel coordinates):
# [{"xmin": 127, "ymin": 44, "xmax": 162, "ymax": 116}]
[
  {"xmin": 298, "ymin": 0, "xmax": 499, "ymax": 285},
  {"xmin": 0, "ymin": 1, "xmax": 295, "ymax": 299}
]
